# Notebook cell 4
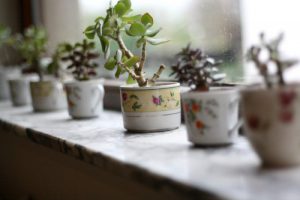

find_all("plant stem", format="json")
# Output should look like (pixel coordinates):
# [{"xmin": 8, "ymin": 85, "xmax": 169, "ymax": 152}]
[
  {"xmin": 275, "ymin": 60, "xmax": 285, "ymax": 86},
  {"xmin": 148, "ymin": 65, "xmax": 165, "ymax": 86},
  {"xmin": 138, "ymin": 41, "xmax": 146, "ymax": 75}
]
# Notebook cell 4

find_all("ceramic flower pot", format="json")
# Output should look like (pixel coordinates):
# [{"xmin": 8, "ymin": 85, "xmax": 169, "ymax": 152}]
[
  {"xmin": 182, "ymin": 88, "xmax": 240, "ymax": 146},
  {"xmin": 0, "ymin": 68, "xmax": 20, "ymax": 100},
  {"xmin": 30, "ymin": 80, "xmax": 67, "ymax": 112},
  {"xmin": 120, "ymin": 82, "xmax": 181, "ymax": 132},
  {"xmin": 8, "ymin": 77, "xmax": 34, "ymax": 106},
  {"xmin": 64, "ymin": 80, "xmax": 105, "ymax": 119},
  {"xmin": 241, "ymin": 85, "xmax": 300, "ymax": 167}
]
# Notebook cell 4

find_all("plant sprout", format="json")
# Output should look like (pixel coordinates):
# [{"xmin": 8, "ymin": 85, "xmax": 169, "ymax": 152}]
[
  {"xmin": 247, "ymin": 33, "xmax": 298, "ymax": 88},
  {"xmin": 84, "ymin": 0, "xmax": 169, "ymax": 87},
  {"xmin": 170, "ymin": 44, "xmax": 225, "ymax": 91},
  {"xmin": 61, "ymin": 39, "xmax": 99, "ymax": 81}
]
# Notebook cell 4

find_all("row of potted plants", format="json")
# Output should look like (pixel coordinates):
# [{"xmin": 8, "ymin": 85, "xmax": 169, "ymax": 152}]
[{"xmin": 0, "ymin": 0, "xmax": 299, "ymax": 168}]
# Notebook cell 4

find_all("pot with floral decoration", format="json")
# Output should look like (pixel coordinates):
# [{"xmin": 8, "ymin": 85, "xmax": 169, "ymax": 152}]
[
  {"xmin": 16, "ymin": 26, "xmax": 67, "ymax": 111},
  {"xmin": 85, "ymin": 0, "xmax": 180, "ymax": 132},
  {"xmin": 242, "ymin": 33, "xmax": 300, "ymax": 167},
  {"xmin": 62, "ymin": 39, "xmax": 104, "ymax": 119},
  {"xmin": 171, "ymin": 44, "xmax": 240, "ymax": 145}
]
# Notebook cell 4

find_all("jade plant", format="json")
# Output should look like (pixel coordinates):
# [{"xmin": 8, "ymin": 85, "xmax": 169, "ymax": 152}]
[
  {"xmin": 247, "ymin": 33, "xmax": 298, "ymax": 88},
  {"xmin": 15, "ymin": 26, "xmax": 47, "ymax": 81},
  {"xmin": 84, "ymin": 0, "xmax": 169, "ymax": 87},
  {"xmin": 170, "ymin": 44, "xmax": 225, "ymax": 91},
  {"xmin": 61, "ymin": 39, "xmax": 99, "ymax": 81}
]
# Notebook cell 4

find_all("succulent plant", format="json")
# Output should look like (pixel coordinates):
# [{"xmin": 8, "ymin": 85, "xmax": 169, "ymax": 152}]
[
  {"xmin": 170, "ymin": 44, "xmax": 225, "ymax": 91},
  {"xmin": 0, "ymin": 25, "xmax": 11, "ymax": 47},
  {"xmin": 13, "ymin": 26, "xmax": 47, "ymax": 81},
  {"xmin": 84, "ymin": 0, "xmax": 169, "ymax": 87},
  {"xmin": 61, "ymin": 39, "xmax": 99, "ymax": 81},
  {"xmin": 247, "ymin": 33, "xmax": 298, "ymax": 88}
]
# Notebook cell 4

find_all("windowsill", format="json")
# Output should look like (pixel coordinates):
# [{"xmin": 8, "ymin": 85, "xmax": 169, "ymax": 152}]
[{"xmin": 1, "ymin": 101, "xmax": 298, "ymax": 199}]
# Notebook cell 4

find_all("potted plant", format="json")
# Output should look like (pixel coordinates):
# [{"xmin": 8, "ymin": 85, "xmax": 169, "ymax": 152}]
[
  {"xmin": 84, "ymin": 0, "xmax": 181, "ymax": 132},
  {"xmin": 0, "ymin": 25, "xmax": 20, "ymax": 101},
  {"xmin": 62, "ymin": 39, "xmax": 104, "ymax": 119},
  {"xmin": 171, "ymin": 44, "xmax": 240, "ymax": 145},
  {"xmin": 242, "ymin": 33, "xmax": 299, "ymax": 167},
  {"xmin": 17, "ymin": 26, "xmax": 67, "ymax": 111}
]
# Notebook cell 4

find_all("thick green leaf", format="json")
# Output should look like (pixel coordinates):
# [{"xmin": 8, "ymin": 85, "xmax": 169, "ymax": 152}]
[
  {"xmin": 126, "ymin": 74, "xmax": 136, "ymax": 84},
  {"xmin": 121, "ymin": 0, "xmax": 131, "ymax": 10},
  {"xmin": 115, "ymin": 66, "xmax": 122, "ymax": 78},
  {"xmin": 141, "ymin": 13, "xmax": 153, "ymax": 27},
  {"xmin": 146, "ymin": 38, "xmax": 170, "ymax": 45},
  {"xmin": 128, "ymin": 22, "xmax": 146, "ymax": 36},
  {"xmin": 85, "ymin": 31, "xmax": 96, "ymax": 39},
  {"xmin": 102, "ymin": 27, "xmax": 113, "ymax": 36},
  {"xmin": 136, "ymin": 37, "xmax": 145, "ymax": 48},
  {"xmin": 84, "ymin": 25, "xmax": 95, "ymax": 33},
  {"xmin": 99, "ymin": 36, "xmax": 109, "ymax": 53},
  {"xmin": 114, "ymin": 2, "xmax": 127, "ymax": 17},
  {"xmin": 124, "ymin": 56, "xmax": 140, "ymax": 67},
  {"xmin": 94, "ymin": 16, "xmax": 104, "ymax": 23},
  {"xmin": 104, "ymin": 57, "xmax": 116, "ymax": 71},
  {"xmin": 145, "ymin": 28, "xmax": 162, "ymax": 37},
  {"xmin": 122, "ymin": 15, "xmax": 141, "ymax": 24}
]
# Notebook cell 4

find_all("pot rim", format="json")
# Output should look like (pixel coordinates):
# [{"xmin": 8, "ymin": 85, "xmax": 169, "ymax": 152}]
[
  {"xmin": 240, "ymin": 83, "xmax": 300, "ymax": 95},
  {"xmin": 64, "ymin": 78, "xmax": 104, "ymax": 86},
  {"xmin": 182, "ymin": 87, "xmax": 238, "ymax": 97},
  {"xmin": 120, "ymin": 81, "xmax": 180, "ymax": 90}
]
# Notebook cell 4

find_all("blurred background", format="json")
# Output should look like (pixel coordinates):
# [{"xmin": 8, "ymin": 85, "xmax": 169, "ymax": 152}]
[{"xmin": 0, "ymin": 0, "xmax": 300, "ymax": 83}]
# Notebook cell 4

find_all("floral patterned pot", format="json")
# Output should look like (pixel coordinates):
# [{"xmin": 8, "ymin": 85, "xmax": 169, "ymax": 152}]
[
  {"xmin": 182, "ymin": 88, "xmax": 240, "ymax": 146},
  {"xmin": 30, "ymin": 80, "xmax": 67, "ymax": 112},
  {"xmin": 64, "ymin": 80, "xmax": 105, "ymax": 119},
  {"xmin": 120, "ymin": 82, "xmax": 181, "ymax": 132},
  {"xmin": 241, "ymin": 85, "xmax": 300, "ymax": 167},
  {"xmin": 9, "ymin": 77, "xmax": 34, "ymax": 106}
]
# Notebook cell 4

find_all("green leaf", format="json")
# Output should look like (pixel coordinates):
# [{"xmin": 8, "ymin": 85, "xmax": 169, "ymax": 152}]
[
  {"xmin": 115, "ymin": 66, "xmax": 122, "ymax": 78},
  {"xmin": 84, "ymin": 25, "xmax": 95, "ymax": 33},
  {"xmin": 122, "ymin": 15, "xmax": 141, "ymax": 24},
  {"xmin": 141, "ymin": 13, "xmax": 153, "ymax": 27},
  {"xmin": 126, "ymin": 75, "xmax": 136, "ymax": 84},
  {"xmin": 114, "ymin": 2, "xmax": 127, "ymax": 17},
  {"xmin": 124, "ymin": 56, "xmax": 140, "ymax": 68},
  {"xmin": 104, "ymin": 57, "xmax": 116, "ymax": 71},
  {"xmin": 136, "ymin": 37, "xmax": 145, "ymax": 48},
  {"xmin": 128, "ymin": 22, "xmax": 146, "ymax": 36},
  {"xmin": 102, "ymin": 27, "xmax": 113, "ymax": 36},
  {"xmin": 99, "ymin": 36, "xmax": 109, "ymax": 53},
  {"xmin": 145, "ymin": 28, "xmax": 162, "ymax": 37},
  {"xmin": 94, "ymin": 16, "xmax": 104, "ymax": 23},
  {"xmin": 146, "ymin": 38, "xmax": 170, "ymax": 45},
  {"xmin": 121, "ymin": 0, "xmax": 131, "ymax": 10},
  {"xmin": 85, "ymin": 31, "xmax": 95, "ymax": 39}
]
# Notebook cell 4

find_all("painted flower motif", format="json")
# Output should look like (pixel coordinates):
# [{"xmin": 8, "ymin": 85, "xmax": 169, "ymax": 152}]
[
  {"xmin": 192, "ymin": 103, "xmax": 200, "ymax": 112},
  {"xmin": 152, "ymin": 95, "xmax": 163, "ymax": 106},
  {"xmin": 195, "ymin": 120, "xmax": 205, "ymax": 129},
  {"xmin": 280, "ymin": 110, "xmax": 294, "ymax": 123},
  {"xmin": 247, "ymin": 115, "xmax": 260, "ymax": 130},
  {"xmin": 279, "ymin": 90, "xmax": 296, "ymax": 107},
  {"xmin": 122, "ymin": 92, "xmax": 128, "ymax": 101}
]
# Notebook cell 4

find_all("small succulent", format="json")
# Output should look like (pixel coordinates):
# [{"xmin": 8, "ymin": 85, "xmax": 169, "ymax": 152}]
[
  {"xmin": 247, "ymin": 33, "xmax": 298, "ymax": 88},
  {"xmin": 84, "ymin": 0, "xmax": 169, "ymax": 87},
  {"xmin": 13, "ymin": 26, "xmax": 47, "ymax": 81},
  {"xmin": 61, "ymin": 39, "xmax": 99, "ymax": 81},
  {"xmin": 0, "ymin": 25, "xmax": 11, "ymax": 47},
  {"xmin": 170, "ymin": 44, "xmax": 225, "ymax": 91}
]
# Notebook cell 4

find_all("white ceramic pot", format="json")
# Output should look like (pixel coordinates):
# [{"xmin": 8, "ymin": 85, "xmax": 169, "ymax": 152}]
[
  {"xmin": 64, "ymin": 80, "xmax": 105, "ymax": 119},
  {"xmin": 241, "ymin": 85, "xmax": 300, "ymax": 167},
  {"xmin": 182, "ymin": 88, "xmax": 240, "ymax": 146},
  {"xmin": 9, "ymin": 79, "xmax": 29, "ymax": 106},
  {"xmin": 0, "ymin": 67, "xmax": 20, "ymax": 100},
  {"xmin": 120, "ymin": 82, "xmax": 181, "ymax": 132},
  {"xmin": 30, "ymin": 80, "xmax": 67, "ymax": 112}
]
